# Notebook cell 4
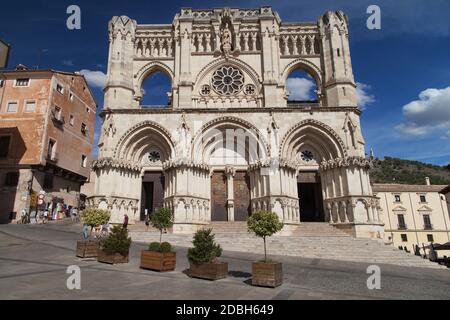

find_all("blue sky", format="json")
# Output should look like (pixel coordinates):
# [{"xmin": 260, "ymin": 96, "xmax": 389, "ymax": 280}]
[{"xmin": 1, "ymin": 0, "xmax": 449, "ymax": 165}]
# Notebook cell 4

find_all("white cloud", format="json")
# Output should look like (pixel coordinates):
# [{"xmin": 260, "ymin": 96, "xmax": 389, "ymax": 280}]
[
  {"xmin": 356, "ymin": 82, "xmax": 375, "ymax": 109},
  {"xmin": 395, "ymin": 123, "xmax": 429, "ymax": 136},
  {"xmin": 286, "ymin": 77, "xmax": 315, "ymax": 100},
  {"xmin": 396, "ymin": 86, "xmax": 450, "ymax": 136},
  {"xmin": 62, "ymin": 60, "xmax": 74, "ymax": 66},
  {"xmin": 78, "ymin": 69, "xmax": 106, "ymax": 89}
]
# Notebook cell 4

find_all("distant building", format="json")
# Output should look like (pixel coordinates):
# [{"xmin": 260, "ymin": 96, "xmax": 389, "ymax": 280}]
[
  {"xmin": 441, "ymin": 184, "xmax": 450, "ymax": 217},
  {"xmin": 0, "ymin": 65, "xmax": 96, "ymax": 223},
  {"xmin": 374, "ymin": 179, "xmax": 450, "ymax": 254}
]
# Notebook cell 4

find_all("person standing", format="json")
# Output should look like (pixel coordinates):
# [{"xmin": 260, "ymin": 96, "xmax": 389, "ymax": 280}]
[
  {"xmin": 144, "ymin": 213, "xmax": 150, "ymax": 231},
  {"xmin": 123, "ymin": 214, "xmax": 129, "ymax": 229}
]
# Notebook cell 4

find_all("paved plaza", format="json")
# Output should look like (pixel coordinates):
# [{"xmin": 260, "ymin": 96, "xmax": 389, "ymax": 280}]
[{"xmin": 0, "ymin": 222, "xmax": 449, "ymax": 300}]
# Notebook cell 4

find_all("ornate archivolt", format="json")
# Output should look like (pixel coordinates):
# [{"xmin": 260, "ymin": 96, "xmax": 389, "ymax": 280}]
[
  {"xmin": 113, "ymin": 120, "xmax": 176, "ymax": 162},
  {"xmin": 279, "ymin": 119, "xmax": 347, "ymax": 163},
  {"xmin": 190, "ymin": 116, "xmax": 270, "ymax": 164},
  {"xmin": 195, "ymin": 57, "xmax": 261, "ymax": 91},
  {"xmin": 193, "ymin": 57, "xmax": 262, "ymax": 108}
]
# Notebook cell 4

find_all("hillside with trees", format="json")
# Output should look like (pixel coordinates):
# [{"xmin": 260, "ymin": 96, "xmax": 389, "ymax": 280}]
[{"xmin": 370, "ymin": 157, "xmax": 450, "ymax": 185}]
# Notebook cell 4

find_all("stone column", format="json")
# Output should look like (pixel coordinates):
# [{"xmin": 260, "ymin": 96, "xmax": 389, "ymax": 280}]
[{"xmin": 225, "ymin": 166, "xmax": 235, "ymax": 221}]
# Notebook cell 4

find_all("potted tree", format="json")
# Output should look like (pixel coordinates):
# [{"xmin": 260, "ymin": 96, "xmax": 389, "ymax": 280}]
[
  {"xmin": 140, "ymin": 208, "xmax": 176, "ymax": 272},
  {"xmin": 247, "ymin": 210, "xmax": 284, "ymax": 287},
  {"xmin": 76, "ymin": 208, "xmax": 110, "ymax": 258},
  {"xmin": 97, "ymin": 225, "xmax": 132, "ymax": 264},
  {"xmin": 187, "ymin": 228, "xmax": 227, "ymax": 280}
]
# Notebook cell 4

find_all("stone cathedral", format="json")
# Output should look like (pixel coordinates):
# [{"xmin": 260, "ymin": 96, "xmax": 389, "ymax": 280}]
[{"xmin": 89, "ymin": 7, "xmax": 383, "ymax": 238}]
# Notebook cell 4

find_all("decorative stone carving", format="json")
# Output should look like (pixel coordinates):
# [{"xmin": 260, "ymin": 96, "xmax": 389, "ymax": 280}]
[
  {"xmin": 211, "ymin": 66, "xmax": 244, "ymax": 95},
  {"xmin": 319, "ymin": 156, "xmax": 373, "ymax": 171},
  {"xmin": 92, "ymin": 157, "xmax": 142, "ymax": 173},
  {"xmin": 221, "ymin": 22, "xmax": 233, "ymax": 55}
]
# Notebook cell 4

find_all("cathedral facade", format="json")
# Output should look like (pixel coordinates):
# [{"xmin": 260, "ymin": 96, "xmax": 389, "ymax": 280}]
[{"xmin": 90, "ymin": 7, "xmax": 383, "ymax": 238}]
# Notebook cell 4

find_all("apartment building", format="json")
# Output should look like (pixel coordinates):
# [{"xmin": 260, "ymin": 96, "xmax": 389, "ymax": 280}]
[
  {"xmin": 374, "ymin": 179, "xmax": 450, "ymax": 253},
  {"xmin": 0, "ymin": 64, "xmax": 96, "ymax": 222}
]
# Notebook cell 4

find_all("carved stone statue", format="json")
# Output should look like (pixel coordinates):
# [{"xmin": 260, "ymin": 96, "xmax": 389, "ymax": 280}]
[{"xmin": 221, "ymin": 22, "xmax": 232, "ymax": 55}]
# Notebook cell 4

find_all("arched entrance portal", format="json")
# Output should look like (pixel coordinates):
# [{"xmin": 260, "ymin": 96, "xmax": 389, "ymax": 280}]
[
  {"xmin": 280, "ymin": 120, "xmax": 347, "ymax": 224},
  {"xmin": 141, "ymin": 171, "xmax": 164, "ymax": 221},
  {"xmin": 114, "ymin": 120, "xmax": 175, "ymax": 222},
  {"xmin": 193, "ymin": 117, "xmax": 268, "ymax": 222},
  {"xmin": 297, "ymin": 171, "xmax": 324, "ymax": 222}
]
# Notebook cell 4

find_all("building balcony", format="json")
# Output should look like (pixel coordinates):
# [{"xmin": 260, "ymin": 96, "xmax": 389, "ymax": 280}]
[{"xmin": 51, "ymin": 112, "xmax": 65, "ymax": 127}]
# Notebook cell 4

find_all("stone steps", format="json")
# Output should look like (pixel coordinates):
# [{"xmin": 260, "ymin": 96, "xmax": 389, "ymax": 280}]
[{"xmin": 130, "ymin": 222, "xmax": 446, "ymax": 269}]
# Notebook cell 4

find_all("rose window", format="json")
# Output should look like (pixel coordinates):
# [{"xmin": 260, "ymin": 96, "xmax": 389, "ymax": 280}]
[
  {"xmin": 300, "ymin": 150, "xmax": 314, "ymax": 162},
  {"xmin": 211, "ymin": 66, "xmax": 244, "ymax": 95},
  {"xmin": 148, "ymin": 151, "xmax": 161, "ymax": 162}
]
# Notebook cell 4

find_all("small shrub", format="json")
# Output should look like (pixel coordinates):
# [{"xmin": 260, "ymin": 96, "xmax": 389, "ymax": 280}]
[
  {"xmin": 151, "ymin": 208, "xmax": 174, "ymax": 245},
  {"xmin": 187, "ymin": 228, "xmax": 222, "ymax": 265},
  {"xmin": 247, "ymin": 211, "xmax": 283, "ymax": 263},
  {"xmin": 160, "ymin": 242, "xmax": 172, "ymax": 253},
  {"xmin": 80, "ymin": 208, "xmax": 110, "ymax": 235},
  {"xmin": 148, "ymin": 242, "xmax": 161, "ymax": 252},
  {"xmin": 99, "ymin": 225, "xmax": 131, "ymax": 256}
]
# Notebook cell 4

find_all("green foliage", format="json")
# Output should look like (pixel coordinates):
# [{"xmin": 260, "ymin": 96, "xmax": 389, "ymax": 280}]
[
  {"xmin": 148, "ymin": 241, "xmax": 173, "ymax": 253},
  {"xmin": 187, "ymin": 229, "xmax": 222, "ymax": 265},
  {"xmin": 99, "ymin": 225, "xmax": 131, "ymax": 255},
  {"xmin": 247, "ymin": 211, "xmax": 283, "ymax": 263},
  {"xmin": 160, "ymin": 242, "xmax": 172, "ymax": 253},
  {"xmin": 151, "ymin": 207, "xmax": 174, "ymax": 246},
  {"xmin": 247, "ymin": 211, "xmax": 284, "ymax": 238},
  {"xmin": 151, "ymin": 207, "xmax": 174, "ymax": 231},
  {"xmin": 80, "ymin": 208, "xmax": 110, "ymax": 228},
  {"xmin": 370, "ymin": 157, "xmax": 450, "ymax": 185},
  {"xmin": 148, "ymin": 242, "xmax": 160, "ymax": 252}
]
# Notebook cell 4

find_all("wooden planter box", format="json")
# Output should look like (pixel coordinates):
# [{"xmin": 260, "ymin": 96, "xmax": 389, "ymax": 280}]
[
  {"xmin": 189, "ymin": 262, "xmax": 228, "ymax": 280},
  {"xmin": 140, "ymin": 251, "xmax": 176, "ymax": 272},
  {"xmin": 252, "ymin": 262, "xmax": 283, "ymax": 288},
  {"xmin": 97, "ymin": 249, "xmax": 129, "ymax": 264},
  {"xmin": 76, "ymin": 240, "xmax": 98, "ymax": 258}
]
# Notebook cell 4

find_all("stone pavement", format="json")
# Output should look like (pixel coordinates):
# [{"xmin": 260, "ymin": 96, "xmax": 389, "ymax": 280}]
[
  {"xmin": 130, "ymin": 222, "xmax": 445, "ymax": 269},
  {"xmin": 0, "ymin": 223, "xmax": 449, "ymax": 300}
]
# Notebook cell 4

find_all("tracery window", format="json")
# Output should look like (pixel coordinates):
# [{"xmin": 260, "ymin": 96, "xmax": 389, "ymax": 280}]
[
  {"xmin": 201, "ymin": 84, "xmax": 211, "ymax": 96},
  {"xmin": 300, "ymin": 150, "xmax": 314, "ymax": 162},
  {"xmin": 211, "ymin": 66, "xmax": 244, "ymax": 95},
  {"xmin": 244, "ymin": 84, "xmax": 256, "ymax": 95},
  {"xmin": 148, "ymin": 151, "xmax": 161, "ymax": 162}
]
